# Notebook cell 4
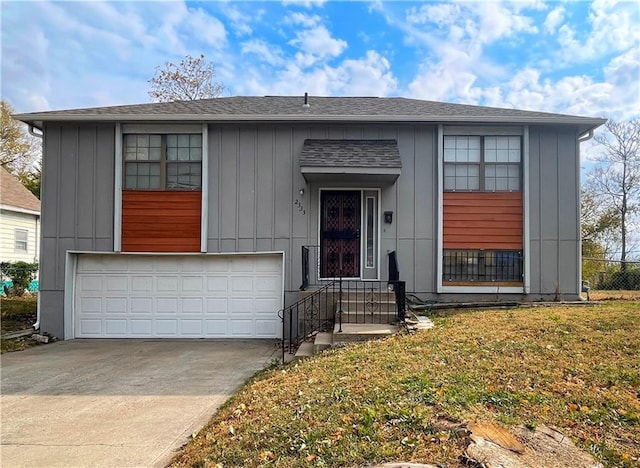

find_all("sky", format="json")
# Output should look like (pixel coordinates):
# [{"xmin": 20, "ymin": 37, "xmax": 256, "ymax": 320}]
[{"xmin": 1, "ymin": 0, "xmax": 638, "ymax": 122}]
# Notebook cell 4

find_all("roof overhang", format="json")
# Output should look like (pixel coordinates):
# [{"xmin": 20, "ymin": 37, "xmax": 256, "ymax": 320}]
[
  {"xmin": 15, "ymin": 113, "xmax": 607, "ymax": 136},
  {"xmin": 301, "ymin": 167, "xmax": 402, "ymax": 184}
]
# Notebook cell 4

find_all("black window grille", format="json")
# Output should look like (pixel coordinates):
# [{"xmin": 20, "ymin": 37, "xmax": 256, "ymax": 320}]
[{"xmin": 443, "ymin": 250, "xmax": 523, "ymax": 282}]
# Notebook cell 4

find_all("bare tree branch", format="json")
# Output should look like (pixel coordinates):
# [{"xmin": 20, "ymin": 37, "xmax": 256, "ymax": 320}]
[{"xmin": 148, "ymin": 54, "xmax": 225, "ymax": 102}]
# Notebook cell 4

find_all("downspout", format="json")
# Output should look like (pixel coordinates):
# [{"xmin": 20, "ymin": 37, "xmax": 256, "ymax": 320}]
[
  {"xmin": 578, "ymin": 129, "xmax": 594, "ymax": 142},
  {"xmin": 29, "ymin": 124, "xmax": 43, "ymax": 330}
]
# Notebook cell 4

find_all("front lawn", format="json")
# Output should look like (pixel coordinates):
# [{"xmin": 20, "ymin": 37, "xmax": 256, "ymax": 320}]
[{"xmin": 172, "ymin": 301, "xmax": 639, "ymax": 467}]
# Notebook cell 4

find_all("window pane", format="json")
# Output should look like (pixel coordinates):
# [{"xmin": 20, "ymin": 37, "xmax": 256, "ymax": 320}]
[
  {"xmin": 508, "ymin": 177, "xmax": 520, "ymax": 191},
  {"xmin": 444, "ymin": 149, "xmax": 456, "ymax": 162},
  {"xmin": 190, "ymin": 134, "xmax": 202, "ymax": 147},
  {"xmin": 149, "ymin": 175, "xmax": 161, "ymax": 189},
  {"xmin": 485, "ymin": 178, "xmax": 496, "ymax": 191},
  {"xmin": 178, "ymin": 135, "xmax": 190, "ymax": 147},
  {"xmin": 125, "ymin": 175, "xmax": 136, "ymax": 189},
  {"xmin": 149, "ymin": 135, "xmax": 162, "ymax": 147},
  {"xmin": 190, "ymin": 147, "xmax": 202, "ymax": 160},
  {"xmin": 444, "ymin": 176, "xmax": 456, "ymax": 190},
  {"xmin": 137, "ymin": 147, "xmax": 149, "ymax": 160},
  {"xmin": 178, "ymin": 148, "xmax": 190, "ymax": 160},
  {"xmin": 444, "ymin": 137, "xmax": 456, "ymax": 149},
  {"xmin": 149, "ymin": 147, "xmax": 161, "ymax": 161},
  {"xmin": 468, "ymin": 148, "xmax": 481, "ymax": 162},
  {"xmin": 468, "ymin": 137, "xmax": 481, "ymax": 149},
  {"xmin": 124, "ymin": 135, "xmax": 137, "ymax": 149},
  {"xmin": 166, "ymin": 135, "xmax": 177, "ymax": 148},
  {"xmin": 509, "ymin": 149, "xmax": 520, "ymax": 163},
  {"xmin": 485, "ymin": 148, "xmax": 496, "ymax": 162},
  {"xmin": 166, "ymin": 147, "xmax": 178, "ymax": 161},
  {"xmin": 136, "ymin": 135, "xmax": 149, "ymax": 147},
  {"xmin": 138, "ymin": 164, "xmax": 150, "ymax": 176},
  {"xmin": 485, "ymin": 137, "xmax": 496, "ymax": 149},
  {"xmin": 496, "ymin": 137, "xmax": 508, "ymax": 149},
  {"xmin": 150, "ymin": 164, "xmax": 161, "ymax": 176}
]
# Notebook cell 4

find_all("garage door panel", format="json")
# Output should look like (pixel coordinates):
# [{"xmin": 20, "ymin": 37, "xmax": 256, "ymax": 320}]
[
  {"xmin": 131, "ymin": 297, "xmax": 153, "ymax": 313},
  {"xmin": 157, "ymin": 298, "xmax": 178, "ymax": 313},
  {"xmin": 157, "ymin": 276, "xmax": 179, "ymax": 292},
  {"xmin": 74, "ymin": 254, "xmax": 282, "ymax": 338},
  {"xmin": 206, "ymin": 298, "xmax": 228, "ymax": 314},
  {"xmin": 182, "ymin": 298, "xmax": 203, "ymax": 313}
]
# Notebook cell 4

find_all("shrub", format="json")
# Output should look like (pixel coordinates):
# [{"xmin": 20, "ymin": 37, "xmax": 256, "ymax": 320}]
[{"xmin": 0, "ymin": 261, "xmax": 38, "ymax": 296}]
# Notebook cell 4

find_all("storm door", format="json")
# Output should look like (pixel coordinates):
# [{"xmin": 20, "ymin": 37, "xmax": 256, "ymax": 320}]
[{"xmin": 320, "ymin": 190, "xmax": 361, "ymax": 278}]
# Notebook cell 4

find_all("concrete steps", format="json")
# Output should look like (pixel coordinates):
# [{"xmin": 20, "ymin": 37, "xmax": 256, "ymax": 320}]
[{"xmin": 289, "ymin": 324, "xmax": 398, "ymax": 361}]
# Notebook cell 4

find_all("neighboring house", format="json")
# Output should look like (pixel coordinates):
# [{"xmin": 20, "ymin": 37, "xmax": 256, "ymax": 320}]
[
  {"xmin": 0, "ymin": 166, "xmax": 40, "ymax": 265},
  {"xmin": 15, "ymin": 96, "xmax": 605, "ymax": 341}
]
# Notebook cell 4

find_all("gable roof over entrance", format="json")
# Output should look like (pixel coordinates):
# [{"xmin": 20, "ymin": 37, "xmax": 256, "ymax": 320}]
[
  {"xmin": 15, "ymin": 96, "xmax": 606, "ymax": 135},
  {"xmin": 300, "ymin": 139, "xmax": 402, "ymax": 183}
]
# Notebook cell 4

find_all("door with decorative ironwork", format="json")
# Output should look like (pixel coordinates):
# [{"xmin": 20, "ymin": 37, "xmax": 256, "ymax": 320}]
[{"xmin": 320, "ymin": 190, "xmax": 361, "ymax": 278}]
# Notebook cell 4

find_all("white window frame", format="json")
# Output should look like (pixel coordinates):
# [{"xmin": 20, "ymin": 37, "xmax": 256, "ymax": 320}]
[
  {"xmin": 114, "ymin": 124, "xmax": 209, "ymax": 253},
  {"xmin": 14, "ymin": 228, "xmax": 28, "ymax": 252},
  {"xmin": 437, "ymin": 125, "xmax": 530, "ymax": 294}
]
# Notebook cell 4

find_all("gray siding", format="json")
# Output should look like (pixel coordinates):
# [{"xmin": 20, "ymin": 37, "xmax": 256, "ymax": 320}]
[
  {"xmin": 528, "ymin": 126, "xmax": 580, "ymax": 298},
  {"xmin": 40, "ymin": 123, "xmax": 115, "ymax": 338},
  {"xmin": 38, "ymin": 120, "xmax": 583, "ymax": 338},
  {"xmin": 206, "ymin": 124, "xmax": 439, "ymax": 294}
]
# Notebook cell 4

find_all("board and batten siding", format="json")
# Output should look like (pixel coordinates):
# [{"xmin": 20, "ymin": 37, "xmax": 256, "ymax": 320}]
[
  {"xmin": 528, "ymin": 126, "xmax": 581, "ymax": 297},
  {"xmin": 39, "ymin": 123, "xmax": 115, "ymax": 338},
  {"xmin": 121, "ymin": 191, "xmax": 201, "ymax": 252},
  {"xmin": 206, "ymin": 123, "xmax": 438, "ymax": 295},
  {"xmin": 443, "ymin": 192, "xmax": 523, "ymax": 250},
  {"xmin": 0, "ymin": 210, "xmax": 39, "ymax": 263},
  {"xmin": 37, "ymin": 121, "xmax": 584, "ymax": 339}
]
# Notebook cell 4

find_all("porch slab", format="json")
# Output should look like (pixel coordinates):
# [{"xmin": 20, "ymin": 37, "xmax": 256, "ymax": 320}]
[{"xmin": 333, "ymin": 323, "xmax": 398, "ymax": 343}]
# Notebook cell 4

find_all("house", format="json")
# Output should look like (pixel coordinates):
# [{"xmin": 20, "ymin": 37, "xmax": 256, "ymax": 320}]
[
  {"xmin": 0, "ymin": 166, "xmax": 41, "ymax": 265},
  {"xmin": 15, "ymin": 96, "xmax": 605, "ymax": 341}
]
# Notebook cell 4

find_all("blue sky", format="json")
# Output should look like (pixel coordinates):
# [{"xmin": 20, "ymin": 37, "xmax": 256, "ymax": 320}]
[{"xmin": 2, "ymin": 0, "xmax": 638, "ymax": 123}]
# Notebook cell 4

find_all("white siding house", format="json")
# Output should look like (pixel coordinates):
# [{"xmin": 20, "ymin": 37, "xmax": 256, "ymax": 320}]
[{"xmin": 0, "ymin": 167, "xmax": 40, "ymax": 264}]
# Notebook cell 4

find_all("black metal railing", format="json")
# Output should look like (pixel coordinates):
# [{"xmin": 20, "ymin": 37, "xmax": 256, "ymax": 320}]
[
  {"xmin": 280, "ymin": 281, "xmax": 338, "ymax": 361},
  {"xmin": 335, "ymin": 278, "xmax": 400, "ymax": 329},
  {"xmin": 442, "ymin": 250, "xmax": 523, "ymax": 282}
]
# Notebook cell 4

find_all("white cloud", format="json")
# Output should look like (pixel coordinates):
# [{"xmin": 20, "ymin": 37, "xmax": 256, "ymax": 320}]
[
  {"xmin": 235, "ymin": 50, "xmax": 397, "ymax": 97},
  {"xmin": 288, "ymin": 21, "xmax": 347, "ymax": 67},
  {"xmin": 241, "ymin": 39, "xmax": 286, "ymax": 66},
  {"xmin": 544, "ymin": 6, "xmax": 565, "ymax": 34},
  {"xmin": 406, "ymin": 4, "xmax": 460, "ymax": 26},
  {"xmin": 281, "ymin": 0, "xmax": 326, "ymax": 8},
  {"xmin": 285, "ymin": 12, "xmax": 321, "ymax": 27},
  {"xmin": 185, "ymin": 8, "xmax": 227, "ymax": 48}
]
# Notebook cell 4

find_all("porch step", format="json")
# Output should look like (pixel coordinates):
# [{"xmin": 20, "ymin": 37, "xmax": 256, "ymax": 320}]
[
  {"xmin": 339, "ymin": 311, "xmax": 397, "ymax": 324},
  {"xmin": 293, "ymin": 341, "xmax": 314, "ymax": 360},
  {"xmin": 333, "ymin": 323, "xmax": 398, "ymax": 345},
  {"xmin": 313, "ymin": 332, "xmax": 333, "ymax": 353}
]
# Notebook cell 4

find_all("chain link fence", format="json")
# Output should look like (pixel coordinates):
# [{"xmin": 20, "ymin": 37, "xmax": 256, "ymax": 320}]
[{"xmin": 582, "ymin": 258, "xmax": 640, "ymax": 300}]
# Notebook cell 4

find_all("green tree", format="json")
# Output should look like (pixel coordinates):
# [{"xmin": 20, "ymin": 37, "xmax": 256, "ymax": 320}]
[
  {"xmin": 587, "ymin": 119, "xmax": 640, "ymax": 269},
  {"xmin": 1, "ymin": 100, "xmax": 35, "ymax": 170},
  {"xmin": 148, "ymin": 54, "xmax": 225, "ymax": 102},
  {"xmin": 1, "ymin": 100, "xmax": 42, "ymax": 197}
]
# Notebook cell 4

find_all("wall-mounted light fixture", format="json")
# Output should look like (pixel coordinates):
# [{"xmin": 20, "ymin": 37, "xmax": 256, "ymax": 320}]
[
  {"xmin": 384, "ymin": 211, "xmax": 393, "ymax": 224},
  {"xmin": 299, "ymin": 188, "xmax": 305, "ymax": 196}
]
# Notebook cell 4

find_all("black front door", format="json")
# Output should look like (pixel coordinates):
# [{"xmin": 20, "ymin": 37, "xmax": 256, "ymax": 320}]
[{"xmin": 320, "ymin": 190, "xmax": 361, "ymax": 278}]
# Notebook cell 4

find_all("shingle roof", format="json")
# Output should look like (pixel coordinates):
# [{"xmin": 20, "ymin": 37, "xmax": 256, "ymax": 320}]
[
  {"xmin": 14, "ymin": 96, "xmax": 606, "ymax": 134},
  {"xmin": 300, "ymin": 139, "xmax": 402, "ymax": 168},
  {"xmin": 0, "ymin": 166, "xmax": 41, "ymax": 213}
]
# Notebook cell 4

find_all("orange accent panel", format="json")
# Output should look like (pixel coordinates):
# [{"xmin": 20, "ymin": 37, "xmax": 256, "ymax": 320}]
[
  {"xmin": 443, "ymin": 192, "xmax": 523, "ymax": 250},
  {"xmin": 122, "ymin": 191, "xmax": 201, "ymax": 252}
]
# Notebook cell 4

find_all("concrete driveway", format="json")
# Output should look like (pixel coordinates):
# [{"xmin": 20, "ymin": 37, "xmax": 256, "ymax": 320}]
[{"xmin": 1, "ymin": 339, "xmax": 277, "ymax": 467}]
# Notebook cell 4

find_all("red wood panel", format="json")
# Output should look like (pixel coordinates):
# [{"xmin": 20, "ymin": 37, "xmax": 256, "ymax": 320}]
[
  {"xmin": 122, "ymin": 191, "xmax": 201, "ymax": 252},
  {"xmin": 443, "ymin": 192, "xmax": 523, "ymax": 250}
]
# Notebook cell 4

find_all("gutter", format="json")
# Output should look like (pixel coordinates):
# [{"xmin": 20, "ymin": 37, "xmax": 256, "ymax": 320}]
[{"xmin": 28, "ymin": 125, "xmax": 43, "ymax": 138}]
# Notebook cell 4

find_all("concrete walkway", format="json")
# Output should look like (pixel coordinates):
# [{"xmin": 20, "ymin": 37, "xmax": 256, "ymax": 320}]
[{"xmin": 1, "ymin": 339, "xmax": 277, "ymax": 467}]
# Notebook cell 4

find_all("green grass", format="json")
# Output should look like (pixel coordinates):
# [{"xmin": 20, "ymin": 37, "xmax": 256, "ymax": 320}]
[{"xmin": 171, "ymin": 301, "xmax": 640, "ymax": 467}]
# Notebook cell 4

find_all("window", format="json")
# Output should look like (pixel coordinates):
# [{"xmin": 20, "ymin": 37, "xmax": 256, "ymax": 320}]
[
  {"xmin": 124, "ymin": 134, "xmax": 202, "ymax": 190},
  {"xmin": 443, "ymin": 249, "xmax": 523, "ymax": 282},
  {"xmin": 444, "ymin": 136, "xmax": 521, "ymax": 191},
  {"xmin": 15, "ymin": 229, "xmax": 28, "ymax": 252}
]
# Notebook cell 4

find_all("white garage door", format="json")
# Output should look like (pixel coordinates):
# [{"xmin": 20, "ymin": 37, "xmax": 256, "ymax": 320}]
[{"xmin": 74, "ymin": 254, "xmax": 283, "ymax": 338}]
